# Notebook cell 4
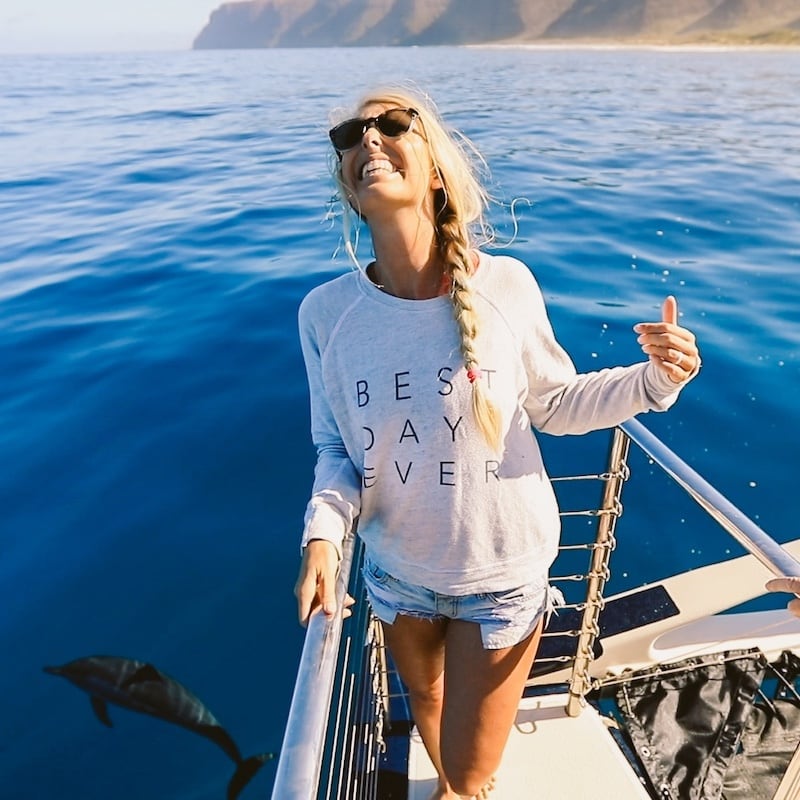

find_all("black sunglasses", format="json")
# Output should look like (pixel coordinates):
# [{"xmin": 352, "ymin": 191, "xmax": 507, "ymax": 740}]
[{"xmin": 329, "ymin": 108, "xmax": 419, "ymax": 153}]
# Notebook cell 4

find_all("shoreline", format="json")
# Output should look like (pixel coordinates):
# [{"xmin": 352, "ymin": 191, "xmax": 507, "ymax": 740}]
[
  {"xmin": 469, "ymin": 41, "xmax": 800, "ymax": 52},
  {"xmin": 3, "ymin": 40, "xmax": 799, "ymax": 56}
]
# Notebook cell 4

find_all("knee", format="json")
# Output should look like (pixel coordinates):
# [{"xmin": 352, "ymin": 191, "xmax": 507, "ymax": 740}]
[{"xmin": 406, "ymin": 675, "xmax": 445, "ymax": 709}]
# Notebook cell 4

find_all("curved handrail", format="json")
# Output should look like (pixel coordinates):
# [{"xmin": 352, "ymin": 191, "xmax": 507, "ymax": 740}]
[
  {"xmin": 620, "ymin": 417, "xmax": 800, "ymax": 579},
  {"xmin": 271, "ymin": 535, "xmax": 355, "ymax": 800}
]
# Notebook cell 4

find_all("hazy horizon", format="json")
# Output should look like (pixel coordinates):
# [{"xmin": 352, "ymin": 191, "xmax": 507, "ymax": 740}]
[
  {"xmin": 2, "ymin": 0, "xmax": 798, "ymax": 54},
  {"xmin": 0, "ymin": 0, "xmax": 220, "ymax": 53}
]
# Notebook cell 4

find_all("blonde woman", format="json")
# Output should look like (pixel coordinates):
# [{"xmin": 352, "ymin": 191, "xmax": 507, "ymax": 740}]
[{"xmin": 294, "ymin": 87, "xmax": 700, "ymax": 800}]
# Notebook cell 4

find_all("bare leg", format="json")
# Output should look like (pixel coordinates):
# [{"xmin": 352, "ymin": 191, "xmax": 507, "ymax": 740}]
[
  {"xmin": 379, "ymin": 616, "xmax": 458, "ymax": 798},
  {"xmin": 441, "ymin": 618, "xmax": 543, "ymax": 797},
  {"xmin": 381, "ymin": 615, "xmax": 542, "ymax": 799}
]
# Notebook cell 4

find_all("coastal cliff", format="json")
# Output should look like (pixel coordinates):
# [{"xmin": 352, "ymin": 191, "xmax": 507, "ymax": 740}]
[{"xmin": 193, "ymin": 0, "xmax": 800, "ymax": 49}]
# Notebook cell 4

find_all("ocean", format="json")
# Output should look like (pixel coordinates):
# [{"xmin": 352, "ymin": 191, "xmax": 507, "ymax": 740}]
[{"xmin": 1, "ymin": 46, "xmax": 798, "ymax": 799}]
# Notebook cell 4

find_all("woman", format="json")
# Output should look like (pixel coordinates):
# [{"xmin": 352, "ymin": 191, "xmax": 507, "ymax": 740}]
[{"xmin": 294, "ymin": 87, "xmax": 700, "ymax": 800}]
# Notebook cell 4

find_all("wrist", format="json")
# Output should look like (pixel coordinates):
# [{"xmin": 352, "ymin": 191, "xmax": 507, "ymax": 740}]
[{"xmin": 303, "ymin": 538, "xmax": 341, "ymax": 561}]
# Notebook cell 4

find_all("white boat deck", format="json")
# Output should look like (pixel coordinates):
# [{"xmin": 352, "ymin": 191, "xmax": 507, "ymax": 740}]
[{"xmin": 407, "ymin": 692, "xmax": 651, "ymax": 800}]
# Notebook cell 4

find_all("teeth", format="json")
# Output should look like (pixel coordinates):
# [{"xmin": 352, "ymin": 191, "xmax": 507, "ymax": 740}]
[{"xmin": 361, "ymin": 159, "xmax": 394, "ymax": 179}]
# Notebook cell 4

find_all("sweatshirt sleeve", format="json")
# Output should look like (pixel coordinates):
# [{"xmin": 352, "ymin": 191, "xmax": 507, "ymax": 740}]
[
  {"xmin": 297, "ymin": 292, "xmax": 362, "ymax": 557},
  {"xmin": 514, "ymin": 264, "xmax": 694, "ymax": 435}
]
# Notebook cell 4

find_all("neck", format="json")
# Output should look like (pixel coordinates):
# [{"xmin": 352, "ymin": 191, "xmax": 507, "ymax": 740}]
[{"xmin": 368, "ymin": 221, "xmax": 447, "ymax": 300}]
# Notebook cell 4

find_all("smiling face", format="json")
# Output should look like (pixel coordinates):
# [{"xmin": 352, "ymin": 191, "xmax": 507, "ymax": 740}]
[
  {"xmin": 337, "ymin": 102, "xmax": 441, "ymax": 225},
  {"xmin": 329, "ymin": 87, "xmax": 491, "ymax": 267}
]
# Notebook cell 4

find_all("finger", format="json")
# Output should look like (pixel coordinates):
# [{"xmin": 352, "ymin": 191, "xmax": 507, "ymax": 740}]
[
  {"xmin": 295, "ymin": 572, "xmax": 319, "ymax": 626},
  {"xmin": 662, "ymin": 295, "xmax": 678, "ymax": 326},
  {"xmin": 766, "ymin": 576, "xmax": 800, "ymax": 595},
  {"xmin": 788, "ymin": 598, "xmax": 800, "ymax": 618},
  {"xmin": 319, "ymin": 572, "xmax": 337, "ymax": 618},
  {"xmin": 340, "ymin": 593, "xmax": 356, "ymax": 620}
]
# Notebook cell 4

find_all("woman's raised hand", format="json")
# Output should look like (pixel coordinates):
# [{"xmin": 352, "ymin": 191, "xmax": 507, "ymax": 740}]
[{"xmin": 634, "ymin": 295, "xmax": 700, "ymax": 383}]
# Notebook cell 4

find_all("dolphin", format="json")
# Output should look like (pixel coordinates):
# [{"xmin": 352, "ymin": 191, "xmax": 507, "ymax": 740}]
[{"xmin": 44, "ymin": 655, "xmax": 273, "ymax": 800}]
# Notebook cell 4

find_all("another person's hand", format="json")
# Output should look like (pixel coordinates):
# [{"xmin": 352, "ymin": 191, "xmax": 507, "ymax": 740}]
[
  {"xmin": 634, "ymin": 296, "xmax": 700, "ymax": 384},
  {"xmin": 766, "ymin": 576, "xmax": 800, "ymax": 617}
]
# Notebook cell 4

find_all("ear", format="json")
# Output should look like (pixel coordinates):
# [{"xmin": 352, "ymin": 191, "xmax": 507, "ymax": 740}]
[{"xmin": 430, "ymin": 166, "xmax": 443, "ymax": 191}]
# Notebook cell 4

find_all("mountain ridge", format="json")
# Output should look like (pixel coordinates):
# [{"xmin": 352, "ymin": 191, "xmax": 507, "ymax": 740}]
[{"xmin": 193, "ymin": 0, "xmax": 800, "ymax": 49}]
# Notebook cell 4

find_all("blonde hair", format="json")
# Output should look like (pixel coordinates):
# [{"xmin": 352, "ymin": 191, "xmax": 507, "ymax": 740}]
[{"xmin": 330, "ymin": 86, "xmax": 503, "ymax": 452}]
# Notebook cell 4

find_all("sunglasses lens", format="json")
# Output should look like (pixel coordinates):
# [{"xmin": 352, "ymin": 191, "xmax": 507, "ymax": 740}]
[
  {"xmin": 329, "ymin": 119, "xmax": 365, "ymax": 152},
  {"xmin": 329, "ymin": 109, "xmax": 418, "ymax": 152},
  {"xmin": 377, "ymin": 109, "xmax": 415, "ymax": 137}
]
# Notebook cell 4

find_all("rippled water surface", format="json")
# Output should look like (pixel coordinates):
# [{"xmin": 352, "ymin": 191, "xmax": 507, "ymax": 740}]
[{"xmin": 1, "ymin": 47, "xmax": 799, "ymax": 798}]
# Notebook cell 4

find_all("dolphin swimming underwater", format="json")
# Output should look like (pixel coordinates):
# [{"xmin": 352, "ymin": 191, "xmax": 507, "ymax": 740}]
[{"xmin": 44, "ymin": 655, "xmax": 273, "ymax": 800}]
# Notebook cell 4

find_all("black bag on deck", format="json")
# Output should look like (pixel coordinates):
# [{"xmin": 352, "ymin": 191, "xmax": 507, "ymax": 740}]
[
  {"xmin": 613, "ymin": 648, "xmax": 766, "ymax": 800},
  {"xmin": 722, "ymin": 650, "xmax": 800, "ymax": 800}
]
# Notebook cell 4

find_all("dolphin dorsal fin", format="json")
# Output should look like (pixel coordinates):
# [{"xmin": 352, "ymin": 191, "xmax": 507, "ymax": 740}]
[
  {"xmin": 121, "ymin": 663, "xmax": 164, "ymax": 690},
  {"xmin": 91, "ymin": 695, "xmax": 113, "ymax": 727}
]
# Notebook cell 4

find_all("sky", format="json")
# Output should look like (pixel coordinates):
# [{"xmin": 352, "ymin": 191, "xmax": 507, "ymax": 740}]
[{"xmin": 0, "ymin": 0, "xmax": 226, "ymax": 53}]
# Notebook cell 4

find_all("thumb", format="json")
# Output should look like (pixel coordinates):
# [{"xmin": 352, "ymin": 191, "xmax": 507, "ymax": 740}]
[
  {"xmin": 662, "ymin": 295, "xmax": 678, "ymax": 325},
  {"xmin": 766, "ymin": 576, "xmax": 800, "ymax": 595}
]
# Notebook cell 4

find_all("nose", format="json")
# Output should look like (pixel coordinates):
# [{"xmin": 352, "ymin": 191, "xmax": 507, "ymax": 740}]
[{"xmin": 361, "ymin": 120, "xmax": 382, "ymax": 149}]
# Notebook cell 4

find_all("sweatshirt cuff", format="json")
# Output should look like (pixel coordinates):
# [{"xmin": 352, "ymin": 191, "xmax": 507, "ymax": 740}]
[
  {"xmin": 643, "ymin": 357, "xmax": 699, "ymax": 408},
  {"xmin": 301, "ymin": 502, "xmax": 347, "ymax": 559}
]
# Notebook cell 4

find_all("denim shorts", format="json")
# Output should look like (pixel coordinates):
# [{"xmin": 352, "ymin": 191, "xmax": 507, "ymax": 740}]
[{"xmin": 362, "ymin": 556, "xmax": 558, "ymax": 650}]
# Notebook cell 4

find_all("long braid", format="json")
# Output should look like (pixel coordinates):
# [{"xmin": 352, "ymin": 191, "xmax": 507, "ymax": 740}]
[{"xmin": 437, "ymin": 205, "xmax": 503, "ymax": 452}]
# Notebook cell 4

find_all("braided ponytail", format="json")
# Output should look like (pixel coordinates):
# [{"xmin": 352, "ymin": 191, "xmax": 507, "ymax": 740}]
[{"xmin": 438, "ymin": 205, "xmax": 503, "ymax": 452}]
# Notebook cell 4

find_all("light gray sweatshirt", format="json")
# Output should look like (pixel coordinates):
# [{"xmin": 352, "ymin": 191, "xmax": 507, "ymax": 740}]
[{"xmin": 298, "ymin": 252, "xmax": 690, "ymax": 595}]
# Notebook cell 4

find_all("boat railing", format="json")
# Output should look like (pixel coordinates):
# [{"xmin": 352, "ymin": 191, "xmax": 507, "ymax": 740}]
[
  {"xmin": 620, "ymin": 418, "xmax": 800, "ymax": 579},
  {"xmin": 271, "ymin": 419, "xmax": 800, "ymax": 798},
  {"xmin": 271, "ymin": 533, "xmax": 387, "ymax": 800}
]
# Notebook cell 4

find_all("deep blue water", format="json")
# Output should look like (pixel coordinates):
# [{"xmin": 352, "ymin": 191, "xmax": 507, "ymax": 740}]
[{"xmin": 1, "ymin": 47, "xmax": 799, "ymax": 799}]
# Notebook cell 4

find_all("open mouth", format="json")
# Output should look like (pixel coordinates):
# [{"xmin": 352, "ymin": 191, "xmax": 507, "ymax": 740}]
[{"xmin": 361, "ymin": 159, "xmax": 396, "ymax": 180}]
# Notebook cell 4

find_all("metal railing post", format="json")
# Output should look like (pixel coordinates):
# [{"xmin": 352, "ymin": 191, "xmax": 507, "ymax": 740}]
[{"xmin": 566, "ymin": 427, "xmax": 630, "ymax": 716}]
